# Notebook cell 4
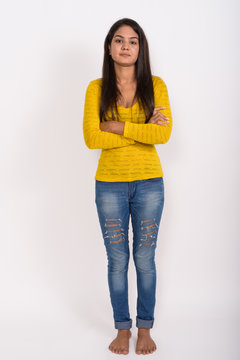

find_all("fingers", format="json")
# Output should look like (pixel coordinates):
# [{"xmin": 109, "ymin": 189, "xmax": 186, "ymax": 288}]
[
  {"xmin": 153, "ymin": 107, "xmax": 165, "ymax": 115},
  {"xmin": 157, "ymin": 120, "xmax": 168, "ymax": 126},
  {"xmin": 150, "ymin": 112, "xmax": 169, "ymax": 124},
  {"xmin": 153, "ymin": 107, "xmax": 169, "ymax": 121},
  {"xmin": 149, "ymin": 118, "xmax": 168, "ymax": 125},
  {"xmin": 154, "ymin": 107, "xmax": 166, "ymax": 110},
  {"xmin": 151, "ymin": 119, "xmax": 168, "ymax": 126}
]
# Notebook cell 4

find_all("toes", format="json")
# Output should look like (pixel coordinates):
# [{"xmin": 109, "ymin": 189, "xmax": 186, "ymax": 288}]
[
  {"xmin": 136, "ymin": 338, "xmax": 157, "ymax": 355},
  {"xmin": 151, "ymin": 345, "xmax": 156, "ymax": 353},
  {"xmin": 110, "ymin": 345, "xmax": 129, "ymax": 355},
  {"xmin": 137, "ymin": 347, "xmax": 155, "ymax": 355}
]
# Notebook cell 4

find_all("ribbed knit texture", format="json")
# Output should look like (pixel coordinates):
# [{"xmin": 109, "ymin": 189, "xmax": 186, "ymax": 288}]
[{"xmin": 83, "ymin": 75, "xmax": 172, "ymax": 182}]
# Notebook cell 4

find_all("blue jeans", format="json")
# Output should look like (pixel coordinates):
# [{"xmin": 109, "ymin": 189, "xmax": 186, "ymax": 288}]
[{"xmin": 95, "ymin": 177, "xmax": 164, "ymax": 330}]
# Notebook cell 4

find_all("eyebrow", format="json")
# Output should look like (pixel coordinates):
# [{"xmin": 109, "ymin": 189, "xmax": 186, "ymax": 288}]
[{"xmin": 114, "ymin": 35, "xmax": 139, "ymax": 40}]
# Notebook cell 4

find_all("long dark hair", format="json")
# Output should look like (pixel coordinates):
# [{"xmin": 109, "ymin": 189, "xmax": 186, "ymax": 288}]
[{"xmin": 100, "ymin": 18, "xmax": 154, "ymax": 124}]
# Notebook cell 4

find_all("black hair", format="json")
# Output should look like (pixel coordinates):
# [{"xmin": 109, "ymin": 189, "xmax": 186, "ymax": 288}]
[{"xmin": 100, "ymin": 18, "xmax": 154, "ymax": 123}]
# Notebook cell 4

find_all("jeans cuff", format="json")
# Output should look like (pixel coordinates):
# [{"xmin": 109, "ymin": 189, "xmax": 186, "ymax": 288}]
[
  {"xmin": 136, "ymin": 316, "xmax": 154, "ymax": 329},
  {"xmin": 115, "ymin": 319, "xmax": 132, "ymax": 329}
]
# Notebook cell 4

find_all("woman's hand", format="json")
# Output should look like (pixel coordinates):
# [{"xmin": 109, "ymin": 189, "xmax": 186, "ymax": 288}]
[
  {"xmin": 100, "ymin": 120, "xmax": 125, "ymax": 135},
  {"xmin": 148, "ymin": 107, "xmax": 169, "ymax": 126},
  {"xmin": 99, "ymin": 121, "xmax": 110, "ymax": 132}
]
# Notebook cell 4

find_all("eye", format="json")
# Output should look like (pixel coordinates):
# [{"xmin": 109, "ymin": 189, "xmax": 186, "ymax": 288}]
[
  {"xmin": 115, "ymin": 39, "xmax": 122, "ymax": 43},
  {"xmin": 130, "ymin": 41, "xmax": 137, "ymax": 45}
]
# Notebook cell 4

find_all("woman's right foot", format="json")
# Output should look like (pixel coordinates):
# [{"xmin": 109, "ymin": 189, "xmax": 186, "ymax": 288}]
[{"xmin": 109, "ymin": 329, "xmax": 132, "ymax": 355}]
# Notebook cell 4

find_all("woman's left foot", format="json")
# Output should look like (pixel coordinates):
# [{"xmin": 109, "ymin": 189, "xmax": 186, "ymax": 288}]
[{"xmin": 136, "ymin": 328, "xmax": 157, "ymax": 355}]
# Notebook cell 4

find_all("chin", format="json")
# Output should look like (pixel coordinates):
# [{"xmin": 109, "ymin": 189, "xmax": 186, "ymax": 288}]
[{"xmin": 115, "ymin": 60, "xmax": 136, "ymax": 67}]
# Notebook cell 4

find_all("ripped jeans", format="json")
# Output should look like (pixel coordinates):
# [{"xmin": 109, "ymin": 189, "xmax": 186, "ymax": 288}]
[{"xmin": 95, "ymin": 177, "xmax": 165, "ymax": 330}]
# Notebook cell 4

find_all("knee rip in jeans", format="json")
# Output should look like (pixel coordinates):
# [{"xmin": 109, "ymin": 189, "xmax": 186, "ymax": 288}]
[
  {"xmin": 139, "ymin": 218, "xmax": 158, "ymax": 247},
  {"xmin": 104, "ymin": 218, "xmax": 124, "ymax": 244}
]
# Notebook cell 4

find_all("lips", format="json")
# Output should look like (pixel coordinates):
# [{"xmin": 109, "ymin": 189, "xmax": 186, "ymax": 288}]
[{"xmin": 120, "ymin": 54, "xmax": 130, "ymax": 57}]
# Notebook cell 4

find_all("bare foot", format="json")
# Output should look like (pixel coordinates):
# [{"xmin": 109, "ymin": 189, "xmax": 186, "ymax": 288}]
[
  {"xmin": 136, "ymin": 328, "xmax": 157, "ymax": 355},
  {"xmin": 109, "ymin": 329, "xmax": 132, "ymax": 355}
]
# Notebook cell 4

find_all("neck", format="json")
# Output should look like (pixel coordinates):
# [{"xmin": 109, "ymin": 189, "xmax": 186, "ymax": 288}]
[{"xmin": 114, "ymin": 63, "xmax": 136, "ymax": 84}]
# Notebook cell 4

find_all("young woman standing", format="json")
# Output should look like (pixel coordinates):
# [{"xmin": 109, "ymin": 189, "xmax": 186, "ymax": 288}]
[{"xmin": 83, "ymin": 18, "xmax": 173, "ymax": 355}]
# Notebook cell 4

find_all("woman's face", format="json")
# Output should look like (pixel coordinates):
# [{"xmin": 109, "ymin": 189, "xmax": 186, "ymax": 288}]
[{"xmin": 109, "ymin": 25, "xmax": 139, "ymax": 67}]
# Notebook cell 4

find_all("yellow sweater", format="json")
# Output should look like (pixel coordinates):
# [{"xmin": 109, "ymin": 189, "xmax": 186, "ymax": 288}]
[{"xmin": 83, "ymin": 75, "xmax": 173, "ymax": 182}]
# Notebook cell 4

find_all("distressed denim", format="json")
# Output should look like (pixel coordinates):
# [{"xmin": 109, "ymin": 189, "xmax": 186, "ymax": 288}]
[{"xmin": 95, "ymin": 177, "xmax": 164, "ymax": 330}]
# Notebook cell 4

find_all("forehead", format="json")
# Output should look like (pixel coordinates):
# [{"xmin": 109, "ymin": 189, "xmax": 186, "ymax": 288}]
[{"xmin": 113, "ymin": 25, "xmax": 139, "ymax": 38}]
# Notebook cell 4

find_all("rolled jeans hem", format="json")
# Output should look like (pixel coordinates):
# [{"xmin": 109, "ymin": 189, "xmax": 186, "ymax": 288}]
[
  {"xmin": 136, "ymin": 316, "xmax": 154, "ymax": 329},
  {"xmin": 115, "ymin": 319, "xmax": 132, "ymax": 329}
]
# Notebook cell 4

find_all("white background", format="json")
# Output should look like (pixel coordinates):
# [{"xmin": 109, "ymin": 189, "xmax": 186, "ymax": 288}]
[{"xmin": 0, "ymin": 0, "xmax": 239, "ymax": 359}]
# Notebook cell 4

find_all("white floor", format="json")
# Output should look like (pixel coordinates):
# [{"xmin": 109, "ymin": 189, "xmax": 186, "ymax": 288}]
[
  {"xmin": 0, "ymin": 272, "xmax": 239, "ymax": 360},
  {"xmin": 1, "ymin": 314, "xmax": 238, "ymax": 360}
]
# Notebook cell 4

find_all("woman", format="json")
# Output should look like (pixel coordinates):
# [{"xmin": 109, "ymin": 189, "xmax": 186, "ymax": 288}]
[{"xmin": 83, "ymin": 18, "xmax": 172, "ymax": 355}]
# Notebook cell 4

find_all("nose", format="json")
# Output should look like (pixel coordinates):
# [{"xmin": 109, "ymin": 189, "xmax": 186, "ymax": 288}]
[{"xmin": 121, "ymin": 41, "xmax": 129, "ymax": 50}]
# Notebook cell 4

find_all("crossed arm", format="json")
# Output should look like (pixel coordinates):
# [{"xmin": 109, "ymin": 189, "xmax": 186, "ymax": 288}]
[
  {"xmin": 83, "ymin": 78, "xmax": 173, "ymax": 149},
  {"xmin": 100, "ymin": 105, "xmax": 170, "ymax": 136},
  {"xmin": 83, "ymin": 82, "xmax": 136, "ymax": 149}
]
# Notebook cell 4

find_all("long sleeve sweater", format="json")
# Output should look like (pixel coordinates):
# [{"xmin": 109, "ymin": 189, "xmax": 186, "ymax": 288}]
[{"xmin": 83, "ymin": 75, "xmax": 173, "ymax": 182}]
